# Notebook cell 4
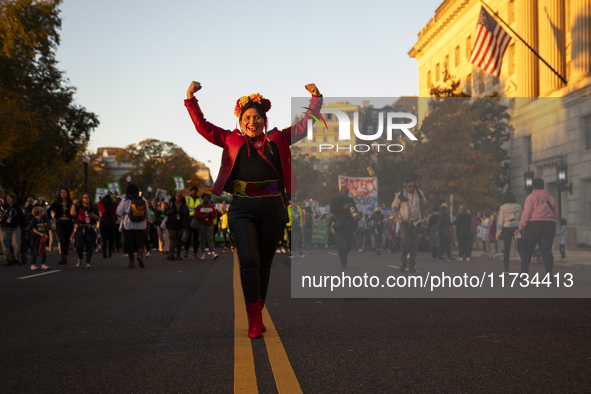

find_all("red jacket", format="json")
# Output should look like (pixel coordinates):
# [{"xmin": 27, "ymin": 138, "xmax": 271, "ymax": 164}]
[
  {"xmin": 195, "ymin": 203, "xmax": 217, "ymax": 226},
  {"xmin": 184, "ymin": 96, "xmax": 323, "ymax": 196}
]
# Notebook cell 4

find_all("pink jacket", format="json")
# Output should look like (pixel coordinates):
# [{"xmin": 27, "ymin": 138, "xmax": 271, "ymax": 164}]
[
  {"xmin": 185, "ymin": 96, "xmax": 323, "ymax": 196},
  {"xmin": 517, "ymin": 189, "xmax": 559, "ymax": 231}
]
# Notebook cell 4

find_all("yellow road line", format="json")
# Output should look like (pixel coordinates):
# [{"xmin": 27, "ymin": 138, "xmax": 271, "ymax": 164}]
[
  {"xmin": 234, "ymin": 252, "xmax": 258, "ymax": 393},
  {"xmin": 262, "ymin": 308, "xmax": 303, "ymax": 394},
  {"xmin": 234, "ymin": 251, "xmax": 302, "ymax": 393}
]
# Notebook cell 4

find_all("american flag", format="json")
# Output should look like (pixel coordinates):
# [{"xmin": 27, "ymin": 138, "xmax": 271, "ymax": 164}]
[{"xmin": 469, "ymin": 7, "xmax": 511, "ymax": 78}]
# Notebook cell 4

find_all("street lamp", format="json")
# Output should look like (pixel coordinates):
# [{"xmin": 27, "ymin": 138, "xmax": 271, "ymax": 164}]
[
  {"xmin": 147, "ymin": 186, "xmax": 153, "ymax": 200},
  {"xmin": 83, "ymin": 154, "xmax": 90, "ymax": 193},
  {"xmin": 556, "ymin": 159, "xmax": 573, "ymax": 219},
  {"xmin": 524, "ymin": 168, "xmax": 534, "ymax": 194},
  {"xmin": 126, "ymin": 175, "xmax": 131, "ymax": 185}
]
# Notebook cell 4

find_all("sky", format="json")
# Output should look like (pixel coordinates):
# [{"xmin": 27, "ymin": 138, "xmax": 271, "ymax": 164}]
[{"xmin": 56, "ymin": 0, "xmax": 444, "ymax": 183}]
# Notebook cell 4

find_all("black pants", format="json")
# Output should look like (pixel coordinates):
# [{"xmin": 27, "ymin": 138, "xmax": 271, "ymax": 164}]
[
  {"xmin": 99, "ymin": 221, "xmax": 117, "ymax": 255},
  {"xmin": 183, "ymin": 226, "xmax": 200, "ymax": 254},
  {"xmin": 75, "ymin": 227, "xmax": 96, "ymax": 264},
  {"xmin": 334, "ymin": 225, "xmax": 355, "ymax": 267},
  {"xmin": 56, "ymin": 221, "xmax": 73, "ymax": 258},
  {"xmin": 438, "ymin": 228, "xmax": 451, "ymax": 259},
  {"xmin": 291, "ymin": 226, "xmax": 303, "ymax": 255},
  {"xmin": 521, "ymin": 221, "xmax": 556, "ymax": 275},
  {"xmin": 501, "ymin": 227, "xmax": 517, "ymax": 271},
  {"xmin": 229, "ymin": 196, "xmax": 286, "ymax": 304},
  {"xmin": 458, "ymin": 235, "xmax": 471, "ymax": 258}
]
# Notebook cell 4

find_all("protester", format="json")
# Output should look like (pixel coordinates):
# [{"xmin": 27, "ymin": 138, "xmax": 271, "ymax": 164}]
[
  {"xmin": 184, "ymin": 186, "xmax": 202, "ymax": 259},
  {"xmin": 496, "ymin": 191, "xmax": 522, "ymax": 274},
  {"xmin": 371, "ymin": 207, "xmax": 385, "ymax": 255},
  {"xmin": 29, "ymin": 206, "xmax": 50, "ymax": 270},
  {"xmin": 194, "ymin": 194, "xmax": 219, "ymax": 260},
  {"xmin": 185, "ymin": 80, "xmax": 323, "ymax": 338},
  {"xmin": 70, "ymin": 193, "xmax": 100, "ymax": 268},
  {"xmin": 303, "ymin": 206, "xmax": 314, "ymax": 253},
  {"xmin": 437, "ymin": 203, "xmax": 453, "ymax": 261},
  {"xmin": 98, "ymin": 194, "xmax": 118, "ymax": 258},
  {"xmin": 155, "ymin": 201, "xmax": 169, "ymax": 254},
  {"xmin": 392, "ymin": 177, "xmax": 427, "ymax": 272},
  {"xmin": 219, "ymin": 202, "xmax": 233, "ymax": 252},
  {"xmin": 479, "ymin": 213, "xmax": 491, "ymax": 253},
  {"xmin": 427, "ymin": 206, "xmax": 439, "ymax": 260},
  {"xmin": 516, "ymin": 178, "xmax": 559, "ymax": 279},
  {"xmin": 144, "ymin": 200, "xmax": 158, "ymax": 257},
  {"xmin": 291, "ymin": 202, "xmax": 304, "ymax": 258},
  {"xmin": 166, "ymin": 192, "xmax": 190, "ymax": 261},
  {"xmin": 1, "ymin": 193, "xmax": 25, "ymax": 266},
  {"xmin": 489, "ymin": 212, "xmax": 498, "ymax": 256},
  {"xmin": 556, "ymin": 218, "xmax": 568, "ymax": 263},
  {"xmin": 455, "ymin": 205, "xmax": 472, "ymax": 261},
  {"xmin": 331, "ymin": 185, "xmax": 358, "ymax": 267},
  {"xmin": 116, "ymin": 184, "xmax": 151, "ymax": 268},
  {"xmin": 356, "ymin": 211, "xmax": 367, "ymax": 252},
  {"xmin": 48, "ymin": 188, "xmax": 75, "ymax": 264}
]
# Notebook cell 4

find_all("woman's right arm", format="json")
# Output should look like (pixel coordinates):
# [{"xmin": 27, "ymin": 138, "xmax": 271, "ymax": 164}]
[{"xmin": 185, "ymin": 81, "xmax": 230, "ymax": 147}]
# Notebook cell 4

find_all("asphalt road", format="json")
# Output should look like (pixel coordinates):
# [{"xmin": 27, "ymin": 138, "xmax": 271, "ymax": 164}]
[{"xmin": 1, "ymin": 248, "xmax": 591, "ymax": 393}]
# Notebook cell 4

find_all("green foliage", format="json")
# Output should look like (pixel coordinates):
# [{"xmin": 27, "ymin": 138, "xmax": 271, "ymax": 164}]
[
  {"xmin": 0, "ymin": 0, "xmax": 99, "ymax": 203},
  {"xmin": 115, "ymin": 139, "xmax": 198, "ymax": 194}
]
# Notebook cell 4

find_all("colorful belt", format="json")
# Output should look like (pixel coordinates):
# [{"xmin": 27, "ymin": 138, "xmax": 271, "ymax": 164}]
[{"xmin": 233, "ymin": 179, "xmax": 280, "ymax": 198}]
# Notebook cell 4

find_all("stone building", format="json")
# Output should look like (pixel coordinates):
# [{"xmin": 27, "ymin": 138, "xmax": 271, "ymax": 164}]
[{"xmin": 409, "ymin": 0, "xmax": 591, "ymax": 245}]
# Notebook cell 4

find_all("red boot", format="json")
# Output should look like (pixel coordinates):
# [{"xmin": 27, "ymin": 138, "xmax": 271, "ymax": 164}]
[
  {"xmin": 260, "ymin": 300, "xmax": 267, "ymax": 332},
  {"xmin": 246, "ymin": 301, "xmax": 263, "ymax": 338}
]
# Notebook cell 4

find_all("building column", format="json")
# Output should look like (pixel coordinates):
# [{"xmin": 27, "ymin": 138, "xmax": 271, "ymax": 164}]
[
  {"xmin": 571, "ymin": 0, "xmax": 591, "ymax": 79},
  {"xmin": 538, "ymin": 0, "xmax": 566, "ymax": 94},
  {"xmin": 517, "ymin": 0, "xmax": 539, "ymax": 97}
]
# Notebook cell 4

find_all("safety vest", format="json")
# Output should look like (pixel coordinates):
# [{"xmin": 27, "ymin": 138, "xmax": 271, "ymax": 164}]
[
  {"xmin": 287, "ymin": 205, "xmax": 292, "ymax": 227},
  {"xmin": 186, "ymin": 195, "xmax": 202, "ymax": 216}
]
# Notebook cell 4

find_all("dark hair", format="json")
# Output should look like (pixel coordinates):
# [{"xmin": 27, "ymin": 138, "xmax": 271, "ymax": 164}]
[
  {"xmin": 126, "ymin": 183, "xmax": 139, "ymax": 199},
  {"xmin": 82, "ymin": 193, "xmax": 94, "ymax": 207},
  {"xmin": 501, "ymin": 191, "xmax": 517, "ymax": 204},
  {"xmin": 191, "ymin": 186, "xmax": 198, "ymax": 192},
  {"xmin": 433, "ymin": 206, "xmax": 439, "ymax": 213},
  {"xmin": 101, "ymin": 194, "xmax": 113, "ymax": 215},
  {"xmin": 6, "ymin": 193, "xmax": 17, "ymax": 204},
  {"xmin": 55, "ymin": 188, "xmax": 73, "ymax": 205},
  {"xmin": 201, "ymin": 193, "xmax": 210, "ymax": 200},
  {"xmin": 405, "ymin": 177, "xmax": 416, "ymax": 184},
  {"xmin": 560, "ymin": 218, "xmax": 567, "ymax": 225},
  {"xmin": 533, "ymin": 178, "xmax": 545, "ymax": 190},
  {"xmin": 240, "ymin": 101, "xmax": 267, "ymax": 125}
]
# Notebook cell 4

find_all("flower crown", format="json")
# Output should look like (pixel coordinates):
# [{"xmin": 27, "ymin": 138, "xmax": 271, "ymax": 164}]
[{"xmin": 234, "ymin": 93, "xmax": 272, "ymax": 117}]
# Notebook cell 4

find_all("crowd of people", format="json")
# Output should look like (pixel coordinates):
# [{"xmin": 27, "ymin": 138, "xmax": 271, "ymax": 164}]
[{"xmin": 0, "ymin": 184, "xmax": 235, "ymax": 270}]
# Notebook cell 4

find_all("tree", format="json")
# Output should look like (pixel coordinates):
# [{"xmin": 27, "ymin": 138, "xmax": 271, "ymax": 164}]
[
  {"xmin": 407, "ymin": 99, "xmax": 501, "ymax": 213},
  {"xmin": 115, "ymin": 139, "xmax": 198, "ymax": 194},
  {"xmin": 0, "ymin": 0, "xmax": 99, "ymax": 203}
]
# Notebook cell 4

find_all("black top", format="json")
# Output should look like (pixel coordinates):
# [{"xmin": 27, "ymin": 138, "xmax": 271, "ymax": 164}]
[
  {"xmin": 231, "ymin": 140, "xmax": 282, "ymax": 183},
  {"xmin": 0, "ymin": 203, "xmax": 25, "ymax": 228},
  {"xmin": 330, "ymin": 195, "xmax": 357, "ymax": 230},
  {"xmin": 455, "ymin": 212, "xmax": 472, "ymax": 237},
  {"xmin": 29, "ymin": 215, "xmax": 49, "ymax": 246},
  {"xmin": 48, "ymin": 202, "xmax": 74, "ymax": 222},
  {"xmin": 166, "ymin": 202, "xmax": 190, "ymax": 231},
  {"xmin": 73, "ymin": 204, "xmax": 100, "ymax": 225}
]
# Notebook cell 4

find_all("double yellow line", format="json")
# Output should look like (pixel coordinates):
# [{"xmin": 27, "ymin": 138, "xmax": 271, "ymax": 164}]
[{"xmin": 233, "ymin": 253, "xmax": 302, "ymax": 394}]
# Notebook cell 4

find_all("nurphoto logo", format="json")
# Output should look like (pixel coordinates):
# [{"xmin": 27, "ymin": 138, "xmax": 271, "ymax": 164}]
[{"xmin": 303, "ymin": 106, "xmax": 418, "ymax": 153}]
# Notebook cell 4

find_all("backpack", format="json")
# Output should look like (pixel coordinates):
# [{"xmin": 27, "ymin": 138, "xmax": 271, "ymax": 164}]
[{"xmin": 128, "ymin": 197, "xmax": 146, "ymax": 222}]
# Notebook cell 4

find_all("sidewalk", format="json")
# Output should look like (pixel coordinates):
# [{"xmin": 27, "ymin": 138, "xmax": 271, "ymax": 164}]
[{"xmin": 477, "ymin": 249, "xmax": 591, "ymax": 267}]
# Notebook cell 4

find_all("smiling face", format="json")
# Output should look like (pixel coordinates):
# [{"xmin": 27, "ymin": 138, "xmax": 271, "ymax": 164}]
[{"xmin": 240, "ymin": 108, "xmax": 265, "ymax": 138}]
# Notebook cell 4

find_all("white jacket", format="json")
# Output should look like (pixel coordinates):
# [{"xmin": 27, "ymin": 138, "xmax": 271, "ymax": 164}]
[
  {"xmin": 116, "ymin": 197, "xmax": 151, "ymax": 231},
  {"xmin": 497, "ymin": 203, "xmax": 522, "ymax": 232}
]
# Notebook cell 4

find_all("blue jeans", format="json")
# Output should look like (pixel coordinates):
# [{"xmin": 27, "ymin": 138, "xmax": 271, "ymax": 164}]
[{"xmin": 1, "ymin": 226, "xmax": 21, "ymax": 261}]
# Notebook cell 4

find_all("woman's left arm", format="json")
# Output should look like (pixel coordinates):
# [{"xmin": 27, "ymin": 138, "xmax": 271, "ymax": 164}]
[{"xmin": 278, "ymin": 84, "xmax": 323, "ymax": 145}]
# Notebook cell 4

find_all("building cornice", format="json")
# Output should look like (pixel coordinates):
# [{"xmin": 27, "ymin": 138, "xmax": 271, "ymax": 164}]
[{"xmin": 408, "ymin": 0, "xmax": 472, "ymax": 59}]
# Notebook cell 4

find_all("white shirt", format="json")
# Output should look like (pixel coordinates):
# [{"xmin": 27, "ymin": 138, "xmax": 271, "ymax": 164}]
[{"xmin": 116, "ymin": 197, "xmax": 151, "ymax": 231}]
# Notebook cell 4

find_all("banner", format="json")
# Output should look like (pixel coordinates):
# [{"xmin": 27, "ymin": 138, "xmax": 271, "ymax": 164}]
[
  {"xmin": 173, "ymin": 176, "xmax": 184, "ymax": 191},
  {"xmin": 106, "ymin": 182, "xmax": 121, "ymax": 196},
  {"xmin": 312, "ymin": 221, "xmax": 329, "ymax": 245},
  {"xmin": 154, "ymin": 188, "xmax": 167, "ymax": 203},
  {"xmin": 338, "ymin": 176, "xmax": 378, "ymax": 216},
  {"xmin": 95, "ymin": 188, "xmax": 109, "ymax": 203}
]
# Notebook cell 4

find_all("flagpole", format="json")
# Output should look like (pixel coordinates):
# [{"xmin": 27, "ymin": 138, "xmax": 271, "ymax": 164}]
[{"xmin": 479, "ymin": 0, "xmax": 567, "ymax": 86}]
